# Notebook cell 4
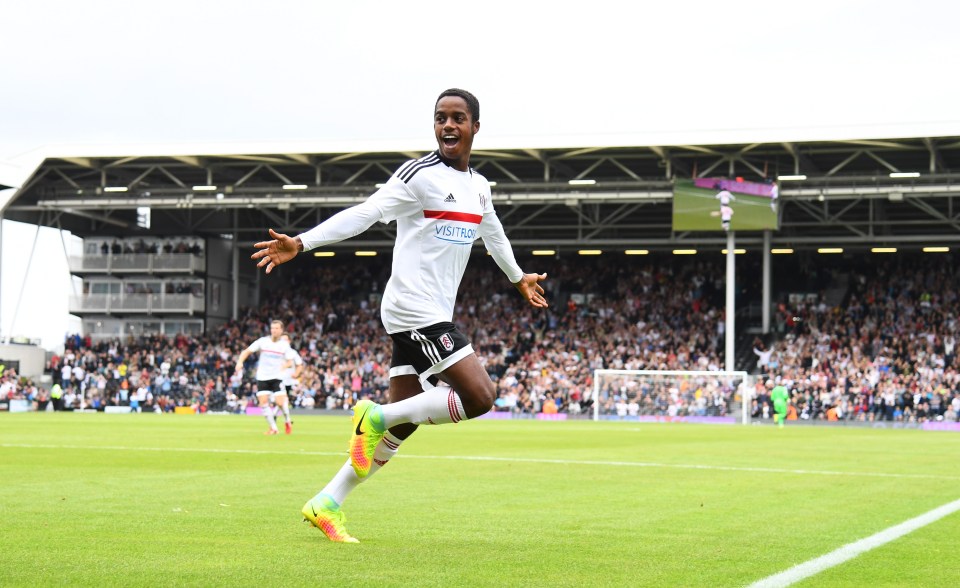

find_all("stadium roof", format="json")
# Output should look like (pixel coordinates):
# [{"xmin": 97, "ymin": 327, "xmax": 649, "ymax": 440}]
[{"xmin": 4, "ymin": 134, "xmax": 960, "ymax": 250}]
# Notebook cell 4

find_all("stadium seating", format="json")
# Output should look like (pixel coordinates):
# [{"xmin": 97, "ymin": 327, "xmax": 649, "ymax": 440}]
[{"xmin": 5, "ymin": 254, "xmax": 955, "ymax": 424}]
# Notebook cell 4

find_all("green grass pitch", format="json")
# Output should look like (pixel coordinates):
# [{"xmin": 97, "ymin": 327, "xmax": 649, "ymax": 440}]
[
  {"xmin": 672, "ymin": 181, "xmax": 779, "ymax": 232},
  {"xmin": 1, "ymin": 413, "xmax": 958, "ymax": 587}
]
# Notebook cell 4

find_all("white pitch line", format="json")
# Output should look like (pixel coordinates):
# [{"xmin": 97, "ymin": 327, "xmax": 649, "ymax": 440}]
[
  {"xmin": 2, "ymin": 443, "xmax": 959, "ymax": 481},
  {"xmin": 748, "ymin": 497, "xmax": 960, "ymax": 588}
]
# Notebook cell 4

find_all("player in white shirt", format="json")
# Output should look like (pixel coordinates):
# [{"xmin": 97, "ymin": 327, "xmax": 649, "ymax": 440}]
[
  {"xmin": 719, "ymin": 204, "xmax": 734, "ymax": 231},
  {"xmin": 715, "ymin": 187, "xmax": 736, "ymax": 231},
  {"xmin": 715, "ymin": 187, "xmax": 735, "ymax": 206},
  {"xmin": 234, "ymin": 320, "xmax": 293, "ymax": 435},
  {"xmin": 276, "ymin": 334, "xmax": 304, "ymax": 434},
  {"xmin": 252, "ymin": 88, "xmax": 548, "ymax": 542}
]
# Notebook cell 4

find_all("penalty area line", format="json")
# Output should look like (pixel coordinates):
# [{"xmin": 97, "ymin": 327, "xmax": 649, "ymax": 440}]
[
  {"xmin": 2, "ymin": 443, "xmax": 959, "ymax": 481},
  {"xmin": 747, "ymin": 497, "xmax": 960, "ymax": 588}
]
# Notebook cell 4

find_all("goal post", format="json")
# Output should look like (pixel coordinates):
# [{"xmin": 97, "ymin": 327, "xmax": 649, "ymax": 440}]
[{"xmin": 590, "ymin": 369, "xmax": 755, "ymax": 425}]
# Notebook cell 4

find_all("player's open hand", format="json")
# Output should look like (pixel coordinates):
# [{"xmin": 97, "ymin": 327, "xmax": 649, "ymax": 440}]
[
  {"xmin": 514, "ymin": 272, "xmax": 549, "ymax": 308},
  {"xmin": 251, "ymin": 228, "xmax": 300, "ymax": 274}
]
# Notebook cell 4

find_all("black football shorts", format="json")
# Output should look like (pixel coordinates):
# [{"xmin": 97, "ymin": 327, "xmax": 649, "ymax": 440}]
[{"xmin": 389, "ymin": 322, "xmax": 474, "ymax": 384}]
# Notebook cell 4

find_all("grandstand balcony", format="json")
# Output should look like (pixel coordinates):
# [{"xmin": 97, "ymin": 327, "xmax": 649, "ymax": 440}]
[
  {"xmin": 68, "ymin": 252, "xmax": 205, "ymax": 274},
  {"xmin": 68, "ymin": 292, "xmax": 205, "ymax": 314}
]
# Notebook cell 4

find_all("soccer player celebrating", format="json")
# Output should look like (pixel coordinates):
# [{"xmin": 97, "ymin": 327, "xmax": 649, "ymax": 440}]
[
  {"xmin": 234, "ymin": 320, "xmax": 294, "ymax": 435},
  {"xmin": 251, "ymin": 88, "xmax": 548, "ymax": 542}
]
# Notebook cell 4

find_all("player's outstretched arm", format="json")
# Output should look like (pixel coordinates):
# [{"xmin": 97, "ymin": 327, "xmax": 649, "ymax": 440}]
[
  {"xmin": 513, "ymin": 272, "xmax": 549, "ymax": 308},
  {"xmin": 251, "ymin": 228, "xmax": 301, "ymax": 274}
]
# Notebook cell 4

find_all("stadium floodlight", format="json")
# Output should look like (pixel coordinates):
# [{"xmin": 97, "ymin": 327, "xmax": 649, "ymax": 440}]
[
  {"xmin": 578, "ymin": 249, "xmax": 602, "ymax": 255},
  {"xmin": 672, "ymin": 249, "xmax": 697, "ymax": 255},
  {"xmin": 777, "ymin": 174, "xmax": 806, "ymax": 181},
  {"xmin": 818, "ymin": 247, "xmax": 843, "ymax": 254},
  {"xmin": 871, "ymin": 247, "xmax": 897, "ymax": 253},
  {"xmin": 355, "ymin": 251, "xmax": 377, "ymax": 257},
  {"xmin": 313, "ymin": 251, "xmax": 335, "ymax": 257},
  {"xmin": 532, "ymin": 250, "xmax": 555, "ymax": 256},
  {"xmin": 283, "ymin": 184, "xmax": 308, "ymax": 190},
  {"xmin": 922, "ymin": 246, "xmax": 950, "ymax": 253},
  {"xmin": 770, "ymin": 248, "xmax": 794, "ymax": 254},
  {"xmin": 488, "ymin": 181, "xmax": 498, "ymax": 187},
  {"xmin": 103, "ymin": 186, "xmax": 128, "ymax": 193},
  {"xmin": 192, "ymin": 185, "xmax": 217, "ymax": 191},
  {"xmin": 375, "ymin": 183, "xmax": 387, "ymax": 188},
  {"xmin": 624, "ymin": 249, "xmax": 649, "ymax": 255},
  {"xmin": 721, "ymin": 249, "xmax": 746, "ymax": 254},
  {"xmin": 568, "ymin": 179, "xmax": 596, "ymax": 186},
  {"xmin": 889, "ymin": 172, "xmax": 920, "ymax": 178}
]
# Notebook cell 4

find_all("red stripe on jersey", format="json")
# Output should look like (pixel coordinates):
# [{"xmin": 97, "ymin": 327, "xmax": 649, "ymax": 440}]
[{"xmin": 424, "ymin": 210, "xmax": 482, "ymax": 224}]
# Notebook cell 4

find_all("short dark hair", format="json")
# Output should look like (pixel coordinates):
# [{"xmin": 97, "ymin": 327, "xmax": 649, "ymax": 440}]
[{"xmin": 436, "ymin": 88, "xmax": 479, "ymax": 123}]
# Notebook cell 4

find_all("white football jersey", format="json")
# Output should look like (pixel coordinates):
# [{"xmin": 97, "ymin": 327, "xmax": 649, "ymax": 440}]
[
  {"xmin": 368, "ymin": 152, "xmax": 522, "ymax": 333},
  {"xmin": 246, "ymin": 336, "xmax": 292, "ymax": 381}
]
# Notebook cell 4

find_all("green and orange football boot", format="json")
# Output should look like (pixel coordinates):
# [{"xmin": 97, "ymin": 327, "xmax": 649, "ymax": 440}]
[{"xmin": 302, "ymin": 496, "xmax": 359, "ymax": 543}]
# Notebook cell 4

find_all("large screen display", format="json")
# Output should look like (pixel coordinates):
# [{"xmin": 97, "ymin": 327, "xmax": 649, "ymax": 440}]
[{"xmin": 672, "ymin": 178, "xmax": 779, "ymax": 231}]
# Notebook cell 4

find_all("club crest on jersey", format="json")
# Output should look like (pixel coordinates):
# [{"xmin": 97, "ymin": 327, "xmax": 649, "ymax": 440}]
[{"xmin": 438, "ymin": 332, "xmax": 455, "ymax": 352}]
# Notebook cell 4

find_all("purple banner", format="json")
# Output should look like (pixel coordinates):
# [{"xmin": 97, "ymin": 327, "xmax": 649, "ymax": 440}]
[
  {"xmin": 535, "ymin": 413, "xmax": 568, "ymax": 421},
  {"xmin": 478, "ymin": 410, "xmax": 514, "ymax": 420},
  {"xmin": 601, "ymin": 415, "xmax": 736, "ymax": 425},
  {"xmin": 694, "ymin": 177, "xmax": 774, "ymax": 197},
  {"xmin": 477, "ymin": 411, "xmax": 568, "ymax": 420},
  {"xmin": 922, "ymin": 421, "xmax": 960, "ymax": 432}
]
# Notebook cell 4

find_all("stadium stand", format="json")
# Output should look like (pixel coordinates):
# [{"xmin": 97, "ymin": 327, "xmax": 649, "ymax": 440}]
[
  {"xmin": 2, "ymin": 138, "xmax": 959, "ymax": 425},
  {"xmin": 3, "ymin": 253, "xmax": 954, "ymax": 425}
]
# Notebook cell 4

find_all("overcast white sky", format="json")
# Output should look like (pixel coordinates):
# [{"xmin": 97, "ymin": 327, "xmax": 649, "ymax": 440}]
[{"xmin": 2, "ymin": 0, "xmax": 959, "ymax": 350}]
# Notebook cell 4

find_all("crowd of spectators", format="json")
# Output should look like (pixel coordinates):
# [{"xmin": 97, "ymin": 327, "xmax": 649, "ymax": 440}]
[
  {"xmin": 28, "ymin": 255, "xmax": 733, "ymax": 416},
  {"xmin": 8, "ymin": 252, "xmax": 957, "ymax": 425},
  {"xmin": 0, "ymin": 364, "xmax": 44, "ymax": 408},
  {"xmin": 97, "ymin": 239, "xmax": 203, "ymax": 256},
  {"xmin": 750, "ymin": 255, "xmax": 960, "ymax": 424}
]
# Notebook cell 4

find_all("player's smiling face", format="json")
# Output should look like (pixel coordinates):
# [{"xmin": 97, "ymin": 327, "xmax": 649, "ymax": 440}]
[{"xmin": 434, "ymin": 96, "xmax": 478, "ymax": 171}]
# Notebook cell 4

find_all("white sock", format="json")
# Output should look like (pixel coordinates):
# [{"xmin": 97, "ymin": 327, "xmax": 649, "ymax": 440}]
[
  {"xmin": 380, "ymin": 387, "xmax": 466, "ymax": 428},
  {"xmin": 264, "ymin": 406, "xmax": 278, "ymax": 430},
  {"xmin": 280, "ymin": 404, "xmax": 291, "ymax": 424},
  {"xmin": 315, "ymin": 431, "xmax": 403, "ymax": 506}
]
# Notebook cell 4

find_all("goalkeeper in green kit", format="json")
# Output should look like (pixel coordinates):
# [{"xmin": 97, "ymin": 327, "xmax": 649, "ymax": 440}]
[{"xmin": 771, "ymin": 382, "xmax": 790, "ymax": 428}]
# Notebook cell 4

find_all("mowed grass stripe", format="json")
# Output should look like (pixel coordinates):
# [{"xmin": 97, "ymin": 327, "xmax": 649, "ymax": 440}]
[{"xmin": 4, "ymin": 442, "xmax": 959, "ymax": 481}]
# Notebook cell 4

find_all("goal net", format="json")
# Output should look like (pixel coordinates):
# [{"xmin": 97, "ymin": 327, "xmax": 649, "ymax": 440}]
[{"xmin": 590, "ymin": 369, "xmax": 755, "ymax": 425}]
